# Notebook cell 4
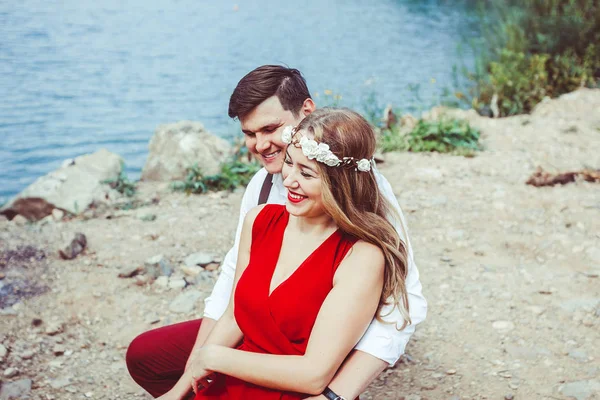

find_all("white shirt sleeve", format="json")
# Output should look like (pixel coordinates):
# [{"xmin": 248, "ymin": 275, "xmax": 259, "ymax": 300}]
[
  {"xmin": 202, "ymin": 168, "xmax": 269, "ymax": 320},
  {"xmin": 353, "ymin": 168, "xmax": 428, "ymax": 365}
]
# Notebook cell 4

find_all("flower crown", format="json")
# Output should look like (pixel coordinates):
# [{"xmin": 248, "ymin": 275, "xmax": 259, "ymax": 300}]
[{"xmin": 281, "ymin": 126, "xmax": 373, "ymax": 172}]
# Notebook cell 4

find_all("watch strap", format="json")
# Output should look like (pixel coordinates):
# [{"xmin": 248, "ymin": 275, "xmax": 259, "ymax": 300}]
[{"xmin": 322, "ymin": 386, "xmax": 345, "ymax": 400}]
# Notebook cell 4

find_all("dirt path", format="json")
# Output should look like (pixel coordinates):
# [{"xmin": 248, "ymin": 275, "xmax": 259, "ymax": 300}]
[{"xmin": 1, "ymin": 89, "xmax": 599, "ymax": 400}]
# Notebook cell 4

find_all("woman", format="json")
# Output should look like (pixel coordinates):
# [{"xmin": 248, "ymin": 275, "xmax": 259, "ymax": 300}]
[{"xmin": 160, "ymin": 108, "xmax": 411, "ymax": 400}]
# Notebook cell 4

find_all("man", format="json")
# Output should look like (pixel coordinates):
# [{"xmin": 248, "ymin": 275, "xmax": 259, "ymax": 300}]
[{"xmin": 127, "ymin": 65, "xmax": 427, "ymax": 400}]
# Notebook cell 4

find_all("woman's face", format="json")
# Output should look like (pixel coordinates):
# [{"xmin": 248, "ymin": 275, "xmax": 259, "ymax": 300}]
[{"xmin": 281, "ymin": 132, "xmax": 326, "ymax": 219}]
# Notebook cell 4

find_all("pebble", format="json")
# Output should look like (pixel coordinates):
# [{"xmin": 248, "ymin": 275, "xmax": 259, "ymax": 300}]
[
  {"xmin": 3, "ymin": 367, "xmax": 19, "ymax": 378},
  {"xmin": 184, "ymin": 252, "xmax": 214, "ymax": 267},
  {"xmin": 145, "ymin": 254, "xmax": 173, "ymax": 278},
  {"xmin": 45, "ymin": 322, "xmax": 64, "ymax": 336},
  {"xmin": 181, "ymin": 265, "xmax": 202, "ymax": 277},
  {"xmin": 117, "ymin": 265, "xmax": 145, "ymax": 278},
  {"xmin": 559, "ymin": 379, "xmax": 600, "ymax": 400},
  {"xmin": 504, "ymin": 394, "xmax": 514, "ymax": 400},
  {"xmin": 53, "ymin": 344, "xmax": 66, "ymax": 356},
  {"xmin": 446, "ymin": 368, "xmax": 457, "ymax": 375},
  {"xmin": 0, "ymin": 344, "xmax": 7, "ymax": 362},
  {"xmin": 168, "ymin": 278, "xmax": 187, "ymax": 290},
  {"xmin": 154, "ymin": 276, "xmax": 169, "ymax": 288},
  {"xmin": 421, "ymin": 381, "xmax": 437, "ymax": 390},
  {"xmin": 169, "ymin": 290, "xmax": 203, "ymax": 314},
  {"xmin": 0, "ymin": 378, "xmax": 32, "ymax": 399},
  {"xmin": 21, "ymin": 349, "xmax": 35, "ymax": 360},
  {"xmin": 492, "ymin": 320, "xmax": 515, "ymax": 332}
]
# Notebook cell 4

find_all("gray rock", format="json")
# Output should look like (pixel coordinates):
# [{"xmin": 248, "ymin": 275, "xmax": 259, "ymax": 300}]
[
  {"xmin": 58, "ymin": 233, "xmax": 87, "ymax": 260},
  {"xmin": 141, "ymin": 121, "xmax": 231, "ymax": 181},
  {"xmin": 118, "ymin": 265, "xmax": 145, "ymax": 278},
  {"xmin": 49, "ymin": 376, "xmax": 73, "ymax": 389},
  {"xmin": 168, "ymin": 278, "xmax": 187, "ymax": 290},
  {"xmin": 0, "ymin": 378, "xmax": 32, "ymax": 400},
  {"xmin": 144, "ymin": 254, "xmax": 173, "ymax": 278},
  {"xmin": 184, "ymin": 252, "xmax": 214, "ymax": 268},
  {"xmin": 0, "ymin": 344, "xmax": 7, "ymax": 362},
  {"xmin": 169, "ymin": 290, "xmax": 203, "ymax": 314},
  {"xmin": 492, "ymin": 320, "xmax": 515, "ymax": 332},
  {"xmin": 559, "ymin": 379, "xmax": 600, "ymax": 400},
  {"xmin": 568, "ymin": 349, "xmax": 590, "ymax": 363},
  {"xmin": 0, "ymin": 149, "xmax": 123, "ymax": 218},
  {"xmin": 3, "ymin": 367, "xmax": 19, "ymax": 378}
]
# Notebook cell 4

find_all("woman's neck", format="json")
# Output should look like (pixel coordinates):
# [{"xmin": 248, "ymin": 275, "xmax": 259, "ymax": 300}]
[{"xmin": 287, "ymin": 213, "xmax": 336, "ymax": 236}]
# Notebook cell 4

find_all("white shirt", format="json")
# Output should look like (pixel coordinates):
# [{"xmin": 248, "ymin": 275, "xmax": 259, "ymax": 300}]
[{"xmin": 203, "ymin": 167, "xmax": 427, "ymax": 365}]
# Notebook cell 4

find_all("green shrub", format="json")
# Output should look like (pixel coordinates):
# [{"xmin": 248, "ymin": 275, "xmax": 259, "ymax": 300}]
[
  {"xmin": 171, "ymin": 159, "xmax": 261, "ymax": 195},
  {"xmin": 380, "ymin": 118, "xmax": 481, "ymax": 155},
  {"xmin": 102, "ymin": 162, "xmax": 136, "ymax": 197},
  {"xmin": 462, "ymin": 0, "xmax": 599, "ymax": 116}
]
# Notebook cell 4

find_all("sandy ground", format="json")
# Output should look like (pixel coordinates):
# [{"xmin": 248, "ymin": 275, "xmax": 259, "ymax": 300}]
[{"xmin": 1, "ymin": 89, "xmax": 599, "ymax": 400}]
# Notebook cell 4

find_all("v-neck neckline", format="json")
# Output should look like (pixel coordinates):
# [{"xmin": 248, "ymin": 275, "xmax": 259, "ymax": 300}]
[{"xmin": 268, "ymin": 210, "xmax": 340, "ymax": 299}]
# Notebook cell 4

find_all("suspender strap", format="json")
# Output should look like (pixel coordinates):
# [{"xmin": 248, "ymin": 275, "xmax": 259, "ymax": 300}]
[{"xmin": 258, "ymin": 173, "xmax": 273, "ymax": 205}]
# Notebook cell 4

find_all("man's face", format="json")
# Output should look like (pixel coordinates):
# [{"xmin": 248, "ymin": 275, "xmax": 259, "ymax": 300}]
[{"xmin": 240, "ymin": 96, "xmax": 306, "ymax": 175}]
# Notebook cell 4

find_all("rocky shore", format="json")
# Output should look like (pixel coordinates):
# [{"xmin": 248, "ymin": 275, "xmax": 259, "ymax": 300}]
[{"xmin": 1, "ymin": 89, "xmax": 599, "ymax": 400}]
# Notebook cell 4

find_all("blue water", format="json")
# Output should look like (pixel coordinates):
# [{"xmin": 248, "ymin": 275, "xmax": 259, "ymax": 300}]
[{"xmin": 0, "ymin": 0, "xmax": 480, "ymax": 202}]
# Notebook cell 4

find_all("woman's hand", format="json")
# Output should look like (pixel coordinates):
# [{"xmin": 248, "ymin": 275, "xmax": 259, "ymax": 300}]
[{"xmin": 190, "ymin": 345, "xmax": 220, "ymax": 394}]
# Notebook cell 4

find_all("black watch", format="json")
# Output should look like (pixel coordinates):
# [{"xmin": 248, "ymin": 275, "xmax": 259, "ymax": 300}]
[{"xmin": 322, "ymin": 386, "xmax": 347, "ymax": 400}]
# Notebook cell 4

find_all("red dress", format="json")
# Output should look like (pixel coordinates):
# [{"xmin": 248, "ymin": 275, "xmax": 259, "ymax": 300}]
[{"xmin": 195, "ymin": 204, "xmax": 358, "ymax": 399}]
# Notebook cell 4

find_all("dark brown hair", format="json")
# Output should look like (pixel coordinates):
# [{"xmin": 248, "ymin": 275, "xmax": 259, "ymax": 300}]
[{"xmin": 228, "ymin": 65, "xmax": 311, "ymax": 120}]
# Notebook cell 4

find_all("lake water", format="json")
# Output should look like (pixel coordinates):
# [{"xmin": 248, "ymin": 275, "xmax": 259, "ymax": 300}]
[{"xmin": 0, "ymin": 0, "xmax": 480, "ymax": 202}]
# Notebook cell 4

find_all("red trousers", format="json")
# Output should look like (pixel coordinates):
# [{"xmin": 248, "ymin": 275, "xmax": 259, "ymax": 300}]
[{"xmin": 126, "ymin": 319, "xmax": 203, "ymax": 398}]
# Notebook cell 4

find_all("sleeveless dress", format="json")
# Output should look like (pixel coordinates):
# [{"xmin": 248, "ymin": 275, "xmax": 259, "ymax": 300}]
[{"xmin": 195, "ymin": 204, "xmax": 358, "ymax": 400}]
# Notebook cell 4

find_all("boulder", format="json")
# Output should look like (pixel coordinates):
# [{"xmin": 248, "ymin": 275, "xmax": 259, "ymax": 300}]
[
  {"xmin": 0, "ymin": 149, "xmax": 123, "ymax": 220},
  {"xmin": 141, "ymin": 121, "xmax": 232, "ymax": 181}
]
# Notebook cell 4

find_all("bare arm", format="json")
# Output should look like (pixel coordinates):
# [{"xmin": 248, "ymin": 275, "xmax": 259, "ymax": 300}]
[{"xmin": 197, "ymin": 241, "xmax": 385, "ymax": 396}]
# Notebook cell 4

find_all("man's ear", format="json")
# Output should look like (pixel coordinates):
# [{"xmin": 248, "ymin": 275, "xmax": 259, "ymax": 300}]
[{"xmin": 301, "ymin": 98, "xmax": 316, "ymax": 116}]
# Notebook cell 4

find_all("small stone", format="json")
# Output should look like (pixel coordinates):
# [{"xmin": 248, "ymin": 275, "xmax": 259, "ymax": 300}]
[
  {"xmin": 138, "ymin": 214, "xmax": 156, "ymax": 222},
  {"xmin": 12, "ymin": 214, "xmax": 28, "ymax": 226},
  {"xmin": 0, "ymin": 378, "xmax": 32, "ymax": 399},
  {"xmin": 53, "ymin": 344, "xmax": 66, "ymax": 356},
  {"xmin": 144, "ymin": 314, "xmax": 161, "ymax": 325},
  {"xmin": 504, "ymin": 394, "xmax": 514, "ymax": 400},
  {"xmin": 508, "ymin": 379, "xmax": 520, "ymax": 389},
  {"xmin": 559, "ymin": 379, "xmax": 600, "ymax": 400},
  {"xmin": 492, "ymin": 320, "xmax": 515, "ymax": 332},
  {"xmin": 169, "ymin": 290, "xmax": 203, "ymax": 314},
  {"xmin": 85, "ymin": 391, "xmax": 94, "ymax": 398},
  {"xmin": 446, "ymin": 368, "xmax": 457, "ymax": 375},
  {"xmin": 204, "ymin": 262, "xmax": 220, "ymax": 272},
  {"xmin": 52, "ymin": 208, "xmax": 65, "ymax": 221},
  {"xmin": 184, "ymin": 252, "xmax": 214, "ymax": 268},
  {"xmin": 145, "ymin": 254, "xmax": 173, "ymax": 278},
  {"xmin": 181, "ymin": 265, "xmax": 202, "ymax": 277},
  {"xmin": 134, "ymin": 275, "xmax": 149, "ymax": 286},
  {"xmin": 421, "ymin": 381, "xmax": 437, "ymax": 390},
  {"xmin": 568, "ymin": 349, "xmax": 589, "ymax": 362},
  {"xmin": 0, "ymin": 344, "xmax": 7, "ymax": 362},
  {"xmin": 32, "ymin": 318, "xmax": 43, "ymax": 326},
  {"xmin": 117, "ymin": 265, "xmax": 145, "ymax": 278},
  {"xmin": 45, "ymin": 322, "xmax": 64, "ymax": 336},
  {"xmin": 3, "ymin": 367, "xmax": 19, "ymax": 378},
  {"xmin": 59, "ymin": 232, "xmax": 87, "ymax": 260},
  {"xmin": 21, "ymin": 349, "xmax": 35, "ymax": 360},
  {"xmin": 50, "ymin": 376, "xmax": 73, "ymax": 389},
  {"xmin": 154, "ymin": 276, "xmax": 169, "ymax": 288},
  {"xmin": 168, "ymin": 278, "xmax": 187, "ymax": 290},
  {"xmin": 0, "ymin": 272, "xmax": 5, "ymax": 280}
]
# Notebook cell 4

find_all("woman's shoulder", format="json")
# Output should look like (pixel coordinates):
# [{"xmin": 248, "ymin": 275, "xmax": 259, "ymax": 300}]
[
  {"xmin": 341, "ymin": 240, "xmax": 385, "ymax": 273},
  {"xmin": 244, "ymin": 204, "xmax": 286, "ymax": 233}
]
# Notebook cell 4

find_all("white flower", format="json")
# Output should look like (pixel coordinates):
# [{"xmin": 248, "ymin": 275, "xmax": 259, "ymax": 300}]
[
  {"xmin": 323, "ymin": 153, "xmax": 341, "ymax": 167},
  {"xmin": 300, "ymin": 136, "xmax": 320, "ymax": 160},
  {"xmin": 357, "ymin": 158, "xmax": 371, "ymax": 172},
  {"xmin": 281, "ymin": 126, "xmax": 294, "ymax": 144},
  {"xmin": 315, "ymin": 143, "xmax": 331, "ymax": 163}
]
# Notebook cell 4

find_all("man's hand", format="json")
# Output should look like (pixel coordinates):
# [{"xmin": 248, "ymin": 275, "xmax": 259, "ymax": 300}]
[{"xmin": 190, "ymin": 345, "xmax": 220, "ymax": 394}]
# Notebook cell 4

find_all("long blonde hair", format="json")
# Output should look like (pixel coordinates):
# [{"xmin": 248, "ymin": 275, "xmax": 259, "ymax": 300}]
[{"xmin": 296, "ymin": 108, "xmax": 411, "ymax": 329}]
